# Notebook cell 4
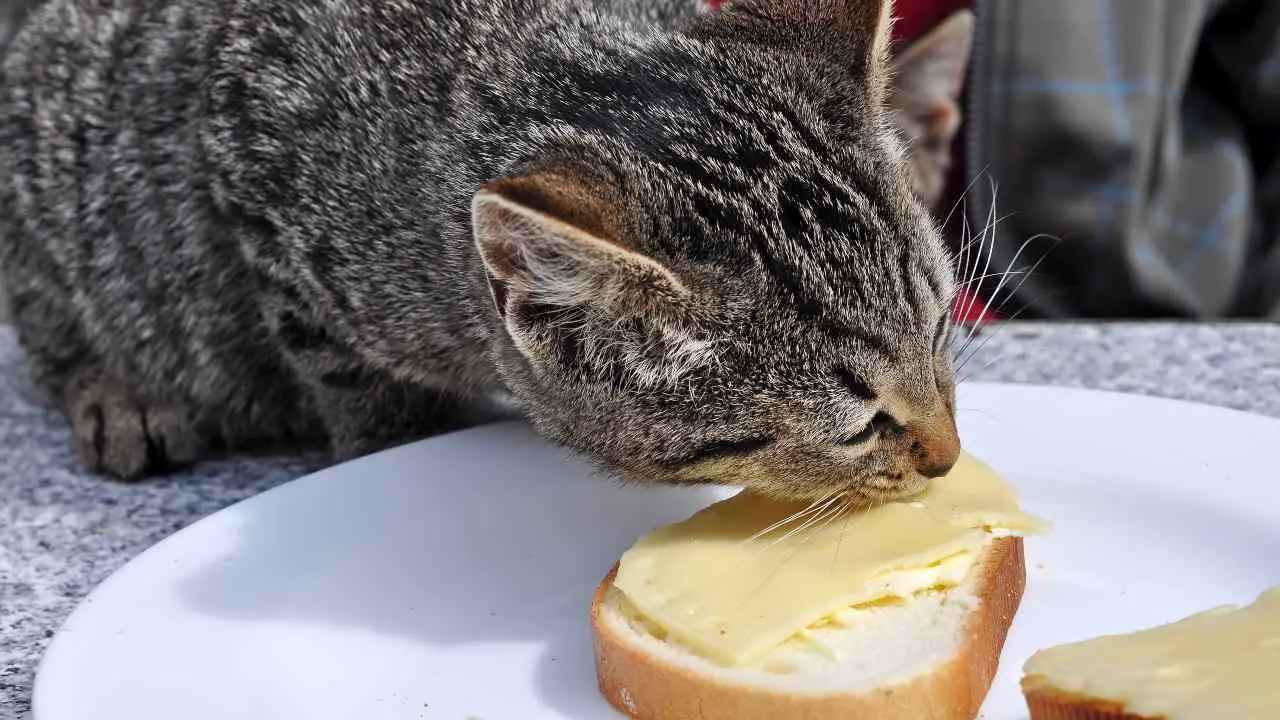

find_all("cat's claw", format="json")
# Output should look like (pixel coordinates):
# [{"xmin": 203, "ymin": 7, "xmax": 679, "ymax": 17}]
[{"xmin": 63, "ymin": 371, "xmax": 204, "ymax": 480}]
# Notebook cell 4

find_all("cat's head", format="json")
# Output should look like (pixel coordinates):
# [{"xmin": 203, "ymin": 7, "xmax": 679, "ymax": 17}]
[{"xmin": 473, "ymin": 0, "xmax": 961, "ymax": 503}]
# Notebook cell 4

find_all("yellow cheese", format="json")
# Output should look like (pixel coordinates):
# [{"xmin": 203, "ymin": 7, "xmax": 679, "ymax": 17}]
[
  {"xmin": 612, "ymin": 451, "xmax": 1047, "ymax": 667},
  {"xmin": 1024, "ymin": 587, "xmax": 1280, "ymax": 720}
]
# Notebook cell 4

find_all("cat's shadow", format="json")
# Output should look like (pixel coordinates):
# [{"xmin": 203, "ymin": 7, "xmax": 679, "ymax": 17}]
[{"xmin": 175, "ymin": 421, "xmax": 725, "ymax": 719}]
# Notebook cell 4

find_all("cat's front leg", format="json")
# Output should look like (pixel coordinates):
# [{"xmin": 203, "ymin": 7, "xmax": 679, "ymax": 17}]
[
  {"xmin": 61, "ymin": 367, "xmax": 207, "ymax": 480},
  {"xmin": 267, "ymin": 306, "xmax": 482, "ymax": 461},
  {"xmin": 307, "ymin": 364, "xmax": 479, "ymax": 461}
]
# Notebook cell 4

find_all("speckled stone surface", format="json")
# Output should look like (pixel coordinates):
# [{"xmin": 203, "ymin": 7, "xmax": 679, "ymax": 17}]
[{"xmin": 2, "ymin": 322, "xmax": 1279, "ymax": 718}]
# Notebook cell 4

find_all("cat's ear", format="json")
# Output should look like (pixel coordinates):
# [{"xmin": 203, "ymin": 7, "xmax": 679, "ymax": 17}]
[
  {"xmin": 890, "ymin": 10, "xmax": 973, "ymax": 143},
  {"xmin": 692, "ymin": 0, "xmax": 896, "ymax": 94},
  {"xmin": 472, "ymin": 172, "xmax": 687, "ymax": 359}
]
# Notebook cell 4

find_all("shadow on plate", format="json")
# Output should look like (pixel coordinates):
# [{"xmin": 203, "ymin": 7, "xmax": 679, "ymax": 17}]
[{"xmin": 175, "ymin": 422, "xmax": 725, "ymax": 718}]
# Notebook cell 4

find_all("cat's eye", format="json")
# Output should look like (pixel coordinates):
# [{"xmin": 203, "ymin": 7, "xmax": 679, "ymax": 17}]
[
  {"xmin": 837, "ymin": 424, "xmax": 878, "ymax": 446},
  {"xmin": 677, "ymin": 436, "xmax": 774, "ymax": 466},
  {"xmin": 835, "ymin": 366, "xmax": 877, "ymax": 401},
  {"xmin": 837, "ymin": 412, "xmax": 899, "ymax": 445}
]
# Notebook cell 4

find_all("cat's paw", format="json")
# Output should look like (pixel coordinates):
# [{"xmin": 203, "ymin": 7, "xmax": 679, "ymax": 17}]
[
  {"xmin": 328, "ymin": 433, "xmax": 395, "ymax": 464},
  {"xmin": 63, "ymin": 371, "xmax": 206, "ymax": 480}
]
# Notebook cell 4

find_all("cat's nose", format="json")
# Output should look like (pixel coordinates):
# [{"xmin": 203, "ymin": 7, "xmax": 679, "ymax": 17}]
[{"xmin": 905, "ymin": 410, "xmax": 961, "ymax": 479}]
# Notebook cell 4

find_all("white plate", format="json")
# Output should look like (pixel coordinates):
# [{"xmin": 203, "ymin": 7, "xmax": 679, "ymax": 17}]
[{"xmin": 33, "ymin": 383, "xmax": 1280, "ymax": 720}]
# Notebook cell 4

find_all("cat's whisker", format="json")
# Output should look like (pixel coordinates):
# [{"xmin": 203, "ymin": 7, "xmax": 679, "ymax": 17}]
[
  {"xmin": 959, "ymin": 205, "xmax": 984, "ymax": 273},
  {"xmin": 955, "ymin": 236, "xmax": 1061, "ymax": 374},
  {"xmin": 955, "ymin": 210, "xmax": 973, "ymax": 292},
  {"xmin": 962, "ymin": 196, "xmax": 1003, "ymax": 335},
  {"xmin": 948, "ymin": 209, "xmax": 977, "ymax": 351},
  {"xmin": 955, "ymin": 182, "xmax": 1001, "ymax": 353},
  {"xmin": 983, "ymin": 236, "xmax": 1063, "ymax": 321},
  {"xmin": 830, "ymin": 496, "xmax": 856, "ymax": 575},
  {"xmin": 826, "ymin": 491, "xmax": 886, "ymax": 573},
  {"xmin": 957, "ymin": 231, "xmax": 1050, "ymax": 356},
  {"xmin": 958, "ymin": 349, "xmax": 1020, "ymax": 384},
  {"xmin": 951, "ymin": 205, "xmax": 974, "ymax": 320},
  {"xmin": 955, "ymin": 304, "xmax": 1034, "ymax": 378},
  {"xmin": 955, "ymin": 208, "xmax": 1016, "ymax": 261},
  {"xmin": 976, "ymin": 232, "xmax": 1056, "ymax": 313},
  {"xmin": 940, "ymin": 165, "xmax": 991, "ymax": 234},
  {"xmin": 965, "ymin": 178, "xmax": 1002, "ymax": 307},
  {"xmin": 954, "ymin": 286, "xmax": 1073, "ymax": 381},
  {"xmin": 955, "ymin": 308, "xmax": 1026, "ymax": 381},
  {"xmin": 771, "ymin": 491, "xmax": 852, "ymax": 544},
  {"xmin": 767, "ymin": 493, "xmax": 847, "ymax": 548},
  {"xmin": 957, "ymin": 210, "xmax": 1034, "ymax": 361},
  {"xmin": 960, "ymin": 269, "xmax": 1028, "ymax": 288},
  {"xmin": 743, "ymin": 487, "xmax": 841, "ymax": 543},
  {"xmin": 956, "ymin": 207, "xmax": 981, "ymax": 315},
  {"xmin": 684, "ymin": 488, "xmax": 847, "ymax": 596},
  {"xmin": 955, "ymin": 406, "xmax": 1002, "ymax": 420},
  {"xmin": 736, "ymin": 497, "xmax": 850, "ymax": 613},
  {"xmin": 753, "ymin": 489, "xmax": 841, "ymax": 539},
  {"xmin": 952, "ymin": 204, "xmax": 1017, "ymax": 337}
]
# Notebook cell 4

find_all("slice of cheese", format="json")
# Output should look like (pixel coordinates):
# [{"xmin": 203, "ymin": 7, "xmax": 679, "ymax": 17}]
[
  {"xmin": 612, "ymin": 451, "xmax": 1047, "ymax": 667},
  {"xmin": 1023, "ymin": 586, "xmax": 1280, "ymax": 720}
]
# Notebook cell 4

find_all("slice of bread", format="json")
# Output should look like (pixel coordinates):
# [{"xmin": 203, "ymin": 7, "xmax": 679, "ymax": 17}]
[
  {"xmin": 1020, "ymin": 585, "xmax": 1280, "ymax": 720},
  {"xmin": 591, "ymin": 535, "xmax": 1026, "ymax": 720},
  {"xmin": 1022, "ymin": 687, "xmax": 1156, "ymax": 720}
]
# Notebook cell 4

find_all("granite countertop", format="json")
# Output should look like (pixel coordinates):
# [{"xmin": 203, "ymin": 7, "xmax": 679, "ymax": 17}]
[{"xmin": 3, "ymin": 321, "xmax": 1280, "ymax": 718}]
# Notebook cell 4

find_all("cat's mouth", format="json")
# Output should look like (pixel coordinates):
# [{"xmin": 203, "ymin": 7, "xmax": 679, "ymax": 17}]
[
  {"xmin": 657, "ymin": 452, "xmax": 936, "ymax": 506},
  {"xmin": 848, "ymin": 472, "xmax": 933, "ymax": 506}
]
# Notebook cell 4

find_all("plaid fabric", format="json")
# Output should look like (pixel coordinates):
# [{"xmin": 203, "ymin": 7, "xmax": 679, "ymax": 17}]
[{"xmin": 964, "ymin": 0, "xmax": 1280, "ymax": 319}]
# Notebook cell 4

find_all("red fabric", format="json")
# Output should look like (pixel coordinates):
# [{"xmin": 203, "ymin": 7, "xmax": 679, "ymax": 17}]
[
  {"xmin": 703, "ymin": 0, "xmax": 973, "ymax": 39},
  {"xmin": 890, "ymin": 0, "xmax": 972, "ymax": 45},
  {"xmin": 953, "ymin": 286, "xmax": 998, "ymax": 324}
]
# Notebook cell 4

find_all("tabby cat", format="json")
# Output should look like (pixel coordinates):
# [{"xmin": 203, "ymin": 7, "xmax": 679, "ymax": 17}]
[{"xmin": 0, "ymin": 0, "xmax": 972, "ymax": 502}]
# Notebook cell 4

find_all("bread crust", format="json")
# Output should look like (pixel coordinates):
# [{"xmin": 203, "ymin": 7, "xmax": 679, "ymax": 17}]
[
  {"xmin": 591, "ymin": 536, "xmax": 1026, "ymax": 720},
  {"xmin": 1022, "ymin": 684, "xmax": 1162, "ymax": 720}
]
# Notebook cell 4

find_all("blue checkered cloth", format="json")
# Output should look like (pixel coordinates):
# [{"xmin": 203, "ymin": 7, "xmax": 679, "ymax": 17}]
[{"xmin": 965, "ymin": 0, "xmax": 1280, "ymax": 318}]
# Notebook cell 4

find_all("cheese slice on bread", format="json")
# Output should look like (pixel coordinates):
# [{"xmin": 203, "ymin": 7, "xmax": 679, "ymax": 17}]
[
  {"xmin": 591, "ymin": 451, "xmax": 1047, "ymax": 720},
  {"xmin": 1022, "ymin": 586, "xmax": 1280, "ymax": 720}
]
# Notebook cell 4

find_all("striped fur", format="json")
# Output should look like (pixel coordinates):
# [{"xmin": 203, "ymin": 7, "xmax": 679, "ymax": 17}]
[{"xmin": 0, "ymin": 0, "xmax": 964, "ymax": 500}]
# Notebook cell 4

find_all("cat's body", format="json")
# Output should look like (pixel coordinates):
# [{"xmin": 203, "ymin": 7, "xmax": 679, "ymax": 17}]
[{"xmin": 1, "ymin": 0, "xmax": 972, "ymax": 501}]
